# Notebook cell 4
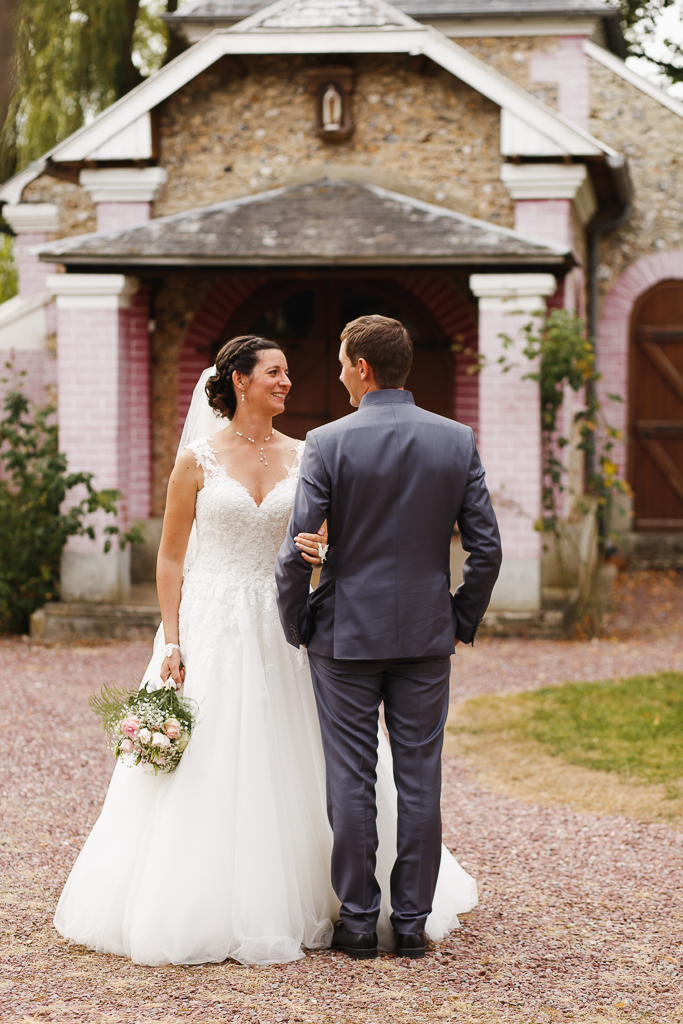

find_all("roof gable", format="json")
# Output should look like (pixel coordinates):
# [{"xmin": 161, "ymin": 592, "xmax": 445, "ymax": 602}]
[
  {"xmin": 0, "ymin": 0, "xmax": 622, "ymax": 204},
  {"xmin": 35, "ymin": 178, "xmax": 570, "ymax": 266}
]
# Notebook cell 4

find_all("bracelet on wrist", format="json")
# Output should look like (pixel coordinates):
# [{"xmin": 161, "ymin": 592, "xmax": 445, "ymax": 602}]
[{"xmin": 162, "ymin": 642, "xmax": 181, "ymax": 659}]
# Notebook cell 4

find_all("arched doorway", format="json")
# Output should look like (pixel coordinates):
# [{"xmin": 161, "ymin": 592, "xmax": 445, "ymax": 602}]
[
  {"xmin": 217, "ymin": 279, "xmax": 453, "ymax": 437},
  {"xmin": 630, "ymin": 280, "xmax": 683, "ymax": 530}
]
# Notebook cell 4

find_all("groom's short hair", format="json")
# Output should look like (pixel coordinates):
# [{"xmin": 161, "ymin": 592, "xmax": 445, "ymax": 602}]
[{"xmin": 341, "ymin": 315, "xmax": 413, "ymax": 389}]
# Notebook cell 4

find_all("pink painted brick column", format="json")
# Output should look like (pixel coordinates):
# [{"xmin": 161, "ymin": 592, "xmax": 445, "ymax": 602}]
[
  {"xmin": 128, "ymin": 286, "xmax": 152, "ymax": 521},
  {"xmin": 514, "ymin": 199, "xmax": 573, "ymax": 251},
  {"xmin": 470, "ymin": 273, "xmax": 558, "ymax": 611},
  {"xmin": 96, "ymin": 202, "xmax": 152, "ymax": 232},
  {"xmin": 47, "ymin": 273, "xmax": 139, "ymax": 603},
  {"xmin": 530, "ymin": 36, "xmax": 590, "ymax": 130},
  {"xmin": 79, "ymin": 168, "xmax": 167, "ymax": 232}
]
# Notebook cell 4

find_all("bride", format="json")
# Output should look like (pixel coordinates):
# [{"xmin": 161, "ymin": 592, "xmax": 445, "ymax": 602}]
[{"xmin": 54, "ymin": 334, "xmax": 477, "ymax": 966}]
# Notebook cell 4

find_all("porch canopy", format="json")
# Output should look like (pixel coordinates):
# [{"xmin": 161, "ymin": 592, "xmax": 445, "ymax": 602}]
[{"xmin": 37, "ymin": 178, "xmax": 570, "ymax": 267}]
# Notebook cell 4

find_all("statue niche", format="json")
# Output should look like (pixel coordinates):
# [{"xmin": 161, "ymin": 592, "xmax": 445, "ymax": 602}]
[
  {"xmin": 322, "ymin": 83, "xmax": 343, "ymax": 132},
  {"xmin": 308, "ymin": 68, "xmax": 353, "ymax": 142}
]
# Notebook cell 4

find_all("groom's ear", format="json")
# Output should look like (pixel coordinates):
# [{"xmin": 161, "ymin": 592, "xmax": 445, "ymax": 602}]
[{"xmin": 357, "ymin": 358, "xmax": 375, "ymax": 384}]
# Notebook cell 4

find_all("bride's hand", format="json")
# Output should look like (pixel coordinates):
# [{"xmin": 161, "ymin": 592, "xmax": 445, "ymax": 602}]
[
  {"xmin": 161, "ymin": 650, "xmax": 185, "ymax": 690},
  {"xmin": 295, "ymin": 522, "xmax": 328, "ymax": 565}
]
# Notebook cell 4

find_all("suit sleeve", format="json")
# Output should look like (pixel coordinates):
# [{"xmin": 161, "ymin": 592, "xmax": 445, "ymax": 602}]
[
  {"xmin": 275, "ymin": 434, "xmax": 332, "ymax": 648},
  {"xmin": 452, "ymin": 431, "xmax": 503, "ymax": 644}
]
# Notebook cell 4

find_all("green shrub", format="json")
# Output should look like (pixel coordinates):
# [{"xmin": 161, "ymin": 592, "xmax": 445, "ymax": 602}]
[{"xmin": 0, "ymin": 380, "xmax": 138, "ymax": 634}]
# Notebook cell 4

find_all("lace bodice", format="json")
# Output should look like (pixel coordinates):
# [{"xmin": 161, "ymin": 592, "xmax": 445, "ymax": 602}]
[
  {"xmin": 184, "ymin": 436, "xmax": 305, "ymax": 585},
  {"xmin": 177, "ymin": 436, "xmax": 305, "ymax": 660}
]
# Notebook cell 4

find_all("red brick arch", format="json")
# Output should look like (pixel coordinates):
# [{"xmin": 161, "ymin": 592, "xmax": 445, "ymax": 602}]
[
  {"xmin": 177, "ymin": 277, "xmax": 266, "ymax": 438},
  {"xmin": 178, "ymin": 272, "xmax": 479, "ymax": 437},
  {"xmin": 396, "ymin": 275, "xmax": 479, "ymax": 434}
]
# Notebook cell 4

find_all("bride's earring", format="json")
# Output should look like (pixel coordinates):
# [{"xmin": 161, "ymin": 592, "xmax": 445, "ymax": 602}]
[{"xmin": 241, "ymin": 388, "xmax": 245, "ymax": 402}]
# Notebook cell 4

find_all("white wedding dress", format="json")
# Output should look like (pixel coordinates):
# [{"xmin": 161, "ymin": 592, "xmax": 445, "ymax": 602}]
[{"xmin": 55, "ymin": 430, "xmax": 477, "ymax": 967}]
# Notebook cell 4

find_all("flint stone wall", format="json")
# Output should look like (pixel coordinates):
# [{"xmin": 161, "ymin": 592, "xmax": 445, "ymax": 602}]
[
  {"xmin": 586, "ymin": 57, "xmax": 683, "ymax": 310},
  {"xmin": 23, "ymin": 174, "xmax": 97, "ymax": 238},
  {"xmin": 154, "ymin": 53, "xmax": 513, "ymax": 228},
  {"xmin": 151, "ymin": 274, "xmax": 215, "ymax": 516}
]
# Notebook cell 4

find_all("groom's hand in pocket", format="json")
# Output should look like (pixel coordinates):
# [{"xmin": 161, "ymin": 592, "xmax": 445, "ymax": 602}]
[{"xmin": 161, "ymin": 651, "xmax": 185, "ymax": 690}]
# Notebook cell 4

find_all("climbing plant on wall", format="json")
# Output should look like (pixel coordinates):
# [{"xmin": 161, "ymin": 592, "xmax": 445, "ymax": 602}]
[{"xmin": 499, "ymin": 308, "xmax": 630, "ymax": 541}]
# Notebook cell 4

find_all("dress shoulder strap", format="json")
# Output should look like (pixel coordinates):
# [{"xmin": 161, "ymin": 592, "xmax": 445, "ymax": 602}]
[{"xmin": 183, "ymin": 437, "xmax": 221, "ymax": 480}]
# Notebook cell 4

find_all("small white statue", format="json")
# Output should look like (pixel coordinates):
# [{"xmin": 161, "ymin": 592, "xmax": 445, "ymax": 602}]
[{"xmin": 322, "ymin": 83, "xmax": 343, "ymax": 131}]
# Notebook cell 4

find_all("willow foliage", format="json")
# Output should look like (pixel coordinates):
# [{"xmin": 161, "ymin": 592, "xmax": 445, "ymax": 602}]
[{"xmin": 0, "ymin": 0, "xmax": 180, "ymax": 183}]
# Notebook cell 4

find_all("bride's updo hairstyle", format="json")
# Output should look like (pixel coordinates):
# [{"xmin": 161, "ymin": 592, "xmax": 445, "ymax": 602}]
[{"xmin": 206, "ymin": 335, "xmax": 283, "ymax": 419}]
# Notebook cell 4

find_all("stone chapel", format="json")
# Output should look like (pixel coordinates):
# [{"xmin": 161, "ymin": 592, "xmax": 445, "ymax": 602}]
[{"xmin": 1, "ymin": 0, "xmax": 682, "ymax": 635}]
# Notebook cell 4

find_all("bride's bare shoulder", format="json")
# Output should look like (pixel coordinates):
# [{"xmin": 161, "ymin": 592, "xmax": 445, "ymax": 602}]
[
  {"xmin": 174, "ymin": 447, "xmax": 204, "ymax": 474},
  {"xmin": 277, "ymin": 431, "xmax": 304, "ymax": 447}
]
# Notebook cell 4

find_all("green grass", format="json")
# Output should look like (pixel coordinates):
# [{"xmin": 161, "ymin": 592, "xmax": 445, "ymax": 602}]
[{"xmin": 454, "ymin": 672, "xmax": 683, "ymax": 784}]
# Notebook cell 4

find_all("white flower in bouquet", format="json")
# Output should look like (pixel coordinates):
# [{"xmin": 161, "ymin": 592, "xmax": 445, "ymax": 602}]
[
  {"xmin": 90, "ymin": 680, "xmax": 198, "ymax": 774},
  {"xmin": 138, "ymin": 727, "xmax": 152, "ymax": 746}
]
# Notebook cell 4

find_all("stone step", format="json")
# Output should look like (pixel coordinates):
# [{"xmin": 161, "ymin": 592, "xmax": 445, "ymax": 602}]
[
  {"xmin": 478, "ymin": 609, "xmax": 568, "ymax": 640},
  {"xmin": 30, "ymin": 601, "xmax": 160, "ymax": 643},
  {"xmin": 625, "ymin": 532, "xmax": 683, "ymax": 570}
]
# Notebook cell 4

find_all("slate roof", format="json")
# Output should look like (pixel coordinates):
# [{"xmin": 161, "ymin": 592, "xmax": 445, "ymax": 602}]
[
  {"xmin": 168, "ymin": 0, "xmax": 625, "ymax": 54},
  {"xmin": 37, "ymin": 179, "xmax": 570, "ymax": 267},
  {"xmin": 170, "ymin": 0, "xmax": 619, "ymax": 23},
  {"xmin": 237, "ymin": 0, "xmax": 416, "ymax": 28}
]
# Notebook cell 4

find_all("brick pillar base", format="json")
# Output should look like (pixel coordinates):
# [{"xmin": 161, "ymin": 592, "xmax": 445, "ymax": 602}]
[
  {"xmin": 48, "ymin": 273, "xmax": 141, "ymax": 603},
  {"xmin": 470, "ymin": 273, "xmax": 557, "ymax": 612}
]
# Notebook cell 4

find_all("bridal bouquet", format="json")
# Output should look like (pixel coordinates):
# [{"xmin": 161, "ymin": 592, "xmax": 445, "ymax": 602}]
[{"xmin": 89, "ymin": 681, "xmax": 197, "ymax": 775}]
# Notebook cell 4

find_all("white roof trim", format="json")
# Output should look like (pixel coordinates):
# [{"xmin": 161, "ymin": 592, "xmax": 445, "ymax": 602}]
[
  {"xmin": 584, "ymin": 39, "xmax": 683, "ymax": 121},
  {"xmin": 0, "ymin": 289, "xmax": 51, "ymax": 329},
  {"xmin": 0, "ymin": 11, "xmax": 620, "ymax": 202},
  {"xmin": 0, "ymin": 161, "xmax": 48, "ymax": 206}
]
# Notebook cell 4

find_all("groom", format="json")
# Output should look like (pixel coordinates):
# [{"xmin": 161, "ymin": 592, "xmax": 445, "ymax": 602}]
[{"xmin": 275, "ymin": 314, "xmax": 502, "ymax": 960}]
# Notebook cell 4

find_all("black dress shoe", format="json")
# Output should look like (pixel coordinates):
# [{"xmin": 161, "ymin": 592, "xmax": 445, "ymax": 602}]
[
  {"xmin": 394, "ymin": 930, "xmax": 428, "ymax": 958},
  {"xmin": 330, "ymin": 921, "xmax": 378, "ymax": 960}
]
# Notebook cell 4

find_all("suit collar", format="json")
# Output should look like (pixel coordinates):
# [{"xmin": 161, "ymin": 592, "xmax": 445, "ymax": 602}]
[{"xmin": 359, "ymin": 389, "xmax": 415, "ymax": 409}]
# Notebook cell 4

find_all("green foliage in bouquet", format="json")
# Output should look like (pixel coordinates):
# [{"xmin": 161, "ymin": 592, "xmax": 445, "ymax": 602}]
[
  {"xmin": 0, "ymin": 375, "xmax": 141, "ymax": 633},
  {"xmin": 89, "ymin": 681, "xmax": 198, "ymax": 774}
]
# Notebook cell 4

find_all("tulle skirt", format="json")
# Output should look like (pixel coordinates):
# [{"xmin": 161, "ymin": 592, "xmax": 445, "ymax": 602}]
[{"xmin": 54, "ymin": 589, "xmax": 477, "ymax": 966}]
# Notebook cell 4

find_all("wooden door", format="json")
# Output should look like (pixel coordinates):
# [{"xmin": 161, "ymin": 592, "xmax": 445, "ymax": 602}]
[
  {"xmin": 220, "ymin": 279, "xmax": 453, "ymax": 438},
  {"xmin": 630, "ymin": 281, "xmax": 683, "ymax": 530}
]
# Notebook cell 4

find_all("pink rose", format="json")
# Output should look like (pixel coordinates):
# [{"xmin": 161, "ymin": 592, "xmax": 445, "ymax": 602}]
[
  {"xmin": 120, "ymin": 738, "xmax": 134, "ymax": 754},
  {"xmin": 121, "ymin": 716, "xmax": 141, "ymax": 739},
  {"xmin": 151, "ymin": 732, "xmax": 171, "ymax": 750},
  {"xmin": 163, "ymin": 718, "xmax": 181, "ymax": 740}
]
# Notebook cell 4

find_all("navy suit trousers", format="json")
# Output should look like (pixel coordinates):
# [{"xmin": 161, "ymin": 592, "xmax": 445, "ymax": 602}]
[{"xmin": 307, "ymin": 652, "xmax": 451, "ymax": 935}]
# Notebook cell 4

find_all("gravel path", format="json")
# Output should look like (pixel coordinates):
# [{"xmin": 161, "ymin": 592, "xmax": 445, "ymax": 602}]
[{"xmin": 1, "ymin": 571, "xmax": 682, "ymax": 1023}]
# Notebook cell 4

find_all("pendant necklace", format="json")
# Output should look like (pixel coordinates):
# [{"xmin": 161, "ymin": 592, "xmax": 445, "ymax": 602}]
[{"xmin": 234, "ymin": 428, "xmax": 273, "ymax": 465}]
